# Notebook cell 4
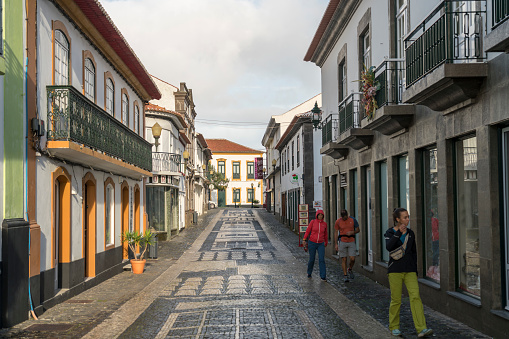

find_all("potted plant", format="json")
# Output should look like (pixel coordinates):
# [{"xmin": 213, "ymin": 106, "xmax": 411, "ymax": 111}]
[{"xmin": 122, "ymin": 229, "xmax": 154, "ymax": 274}]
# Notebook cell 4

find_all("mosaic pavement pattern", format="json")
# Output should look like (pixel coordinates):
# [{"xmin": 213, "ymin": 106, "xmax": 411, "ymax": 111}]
[{"xmin": 119, "ymin": 209, "xmax": 359, "ymax": 339}]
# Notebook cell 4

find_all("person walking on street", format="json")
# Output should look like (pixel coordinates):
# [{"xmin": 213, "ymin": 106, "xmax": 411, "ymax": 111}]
[
  {"xmin": 335, "ymin": 210, "xmax": 360, "ymax": 283},
  {"xmin": 385, "ymin": 207, "xmax": 433, "ymax": 338},
  {"xmin": 303, "ymin": 210, "xmax": 328, "ymax": 281}
]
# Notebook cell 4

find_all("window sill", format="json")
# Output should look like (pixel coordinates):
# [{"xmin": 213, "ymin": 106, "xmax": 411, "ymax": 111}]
[
  {"xmin": 105, "ymin": 244, "xmax": 115, "ymax": 251},
  {"xmin": 418, "ymin": 278, "xmax": 440, "ymax": 291},
  {"xmin": 447, "ymin": 291, "xmax": 481, "ymax": 308},
  {"xmin": 375, "ymin": 261, "xmax": 389, "ymax": 269},
  {"xmin": 491, "ymin": 309, "xmax": 509, "ymax": 321},
  {"xmin": 362, "ymin": 265, "xmax": 374, "ymax": 272}
]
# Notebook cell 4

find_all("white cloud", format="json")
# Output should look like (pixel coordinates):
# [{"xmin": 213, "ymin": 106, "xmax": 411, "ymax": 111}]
[{"xmin": 102, "ymin": 0, "xmax": 327, "ymax": 149}]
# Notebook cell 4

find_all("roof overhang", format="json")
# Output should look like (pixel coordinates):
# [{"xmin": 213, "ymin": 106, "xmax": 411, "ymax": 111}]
[
  {"xmin": 304, "ymin": 0, "xmax": 361, "ymax": 67},
  {"xmin": 58, "ymin": 0, "xmax": 161, "ymax": 101}
]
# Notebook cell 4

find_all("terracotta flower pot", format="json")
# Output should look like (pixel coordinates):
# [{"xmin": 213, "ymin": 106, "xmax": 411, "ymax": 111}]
[{"xmin": 130, "ymin": 259, "xmax": 146, "ymax": 274}]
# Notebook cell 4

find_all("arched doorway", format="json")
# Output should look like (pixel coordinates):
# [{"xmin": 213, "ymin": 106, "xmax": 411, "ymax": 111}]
[
  {"xmin": 121, "ymin": 181, "xmax": 130, "ymax": 259},
  {"xmin": 83, "ymin": 172, "xmax": 96, "ymax": 278},
  {"xmin": 52, "ymin": 167, "xmax": 71, "ymax": 292},
  {"xmin": 134, "ymin": 184, "xmax": 140, "ymax": 233}
]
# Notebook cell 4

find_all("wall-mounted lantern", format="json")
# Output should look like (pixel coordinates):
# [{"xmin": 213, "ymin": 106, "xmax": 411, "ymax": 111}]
[{"xmin": 311, "ymin": 102, "xmax": 322, "ymax": 130}]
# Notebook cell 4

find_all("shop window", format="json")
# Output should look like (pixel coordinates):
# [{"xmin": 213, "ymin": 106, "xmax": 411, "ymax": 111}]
[
  {"xmin": 455, "ymin": 136, "xmax": 479, "ymax": 297},
  {"xmin": 423, "ymin": 147, "xmax": 439, "ymax": 283}
]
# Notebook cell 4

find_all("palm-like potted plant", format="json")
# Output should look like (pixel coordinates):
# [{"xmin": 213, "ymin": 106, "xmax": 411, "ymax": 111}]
[{"xmin": 122, "ymin": 229, "xmax": 154, "ymax": 274}]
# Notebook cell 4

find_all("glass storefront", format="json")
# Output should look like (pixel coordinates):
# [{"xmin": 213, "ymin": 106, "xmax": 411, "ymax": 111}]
[
  {"xmin": 455, "ymin": 136, "xmax": 479, "ymax": 297},
  {"xmin": 423, "ymin": 147, "xmax": 439, "ymax": 283},
  {"xmin": 147, "ymin": 185, "xmax": 179, "ymax": 234}
]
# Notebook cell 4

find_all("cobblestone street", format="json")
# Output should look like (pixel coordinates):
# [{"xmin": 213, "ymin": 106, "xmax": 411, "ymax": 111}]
[{"xmin": 2, "ymin": 209, "xmax": 490, "ymax": 338}]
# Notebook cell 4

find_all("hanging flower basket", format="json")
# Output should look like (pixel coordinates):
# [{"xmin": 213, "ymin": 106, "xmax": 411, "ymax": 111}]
[{"xmin": 359, "ymin": 65, "xmax": 380, "ymax": 121}]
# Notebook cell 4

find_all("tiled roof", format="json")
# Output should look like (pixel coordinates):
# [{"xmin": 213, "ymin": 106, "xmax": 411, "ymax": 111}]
[
  {"xmin": 206, "ymin": 139, "xmax": 262, "ymax": 154},
  {"xmin": 72, "ymin": 0, "xmax": 160, "ymax": 100},
  {"xmin": 145, "ymin": 103, "xmax": 187, "ymax": 128},
  {"xmin": 304, "ymin": 0, "xmax": 341, "ymax": 62}
]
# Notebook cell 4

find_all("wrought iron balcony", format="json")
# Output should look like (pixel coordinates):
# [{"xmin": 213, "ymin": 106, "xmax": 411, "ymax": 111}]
[
  {"xmin": 152, "ymin": 152, "xmax": 182, "ymax": 174},
  {"xmin": 47, "ymin": 85, "xmax": 152, "ymax": 172},
  {"xmin": 485, "ymin": 0, "xmax": 509, "ymax": 52},
  {"xmin": 493, "ymin": 0, "xmax": 509, "ymax": 27},
  {"xmin": 360, "ymin": 59, "xmax": 415, "ymax": 136},
  {"xmin": 339, "ymin": 92, "xmax": 362, "ymax": 135},
  {"xmin": 374, "ymin": 59, "xmax": 405, "ymax": 108},
  {"xmin": 321, "ymin": 114, "xmax": 338, "ymax": 146},
  {"xmin": 405, "ymin": 1, "xmax": 486, "ymax": 87},
  {"xmin": 402, "ymin": 1, "xmax": 488, "ymax": 111}
]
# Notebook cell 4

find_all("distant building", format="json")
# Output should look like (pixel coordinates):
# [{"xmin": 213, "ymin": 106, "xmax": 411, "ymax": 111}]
[
  {"xmin": 206, "ymin": 139, "xmax": 264, "ymax": 207},
  {"xmin": 261, "ymin": 94, "xmax": 323, "ymax": 228}
]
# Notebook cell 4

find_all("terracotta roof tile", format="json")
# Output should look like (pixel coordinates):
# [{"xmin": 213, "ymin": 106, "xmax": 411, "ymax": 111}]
[
  {"xmin": 145, "ymin": 103, "xmax": 187, "ymax": 128},
  {"xmin": 206, "ymin": 139, "xmax": 262, "ymax": 154}
]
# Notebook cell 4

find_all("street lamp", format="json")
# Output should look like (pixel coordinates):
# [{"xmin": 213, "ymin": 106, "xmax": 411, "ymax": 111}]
[
  {"xmin": 311, "ymin": 101, "xmax": 322, "ymax": 130},
  {"xmin": 151, "ymin": 122, "xmax": 162, "ymax": 152},
  {"xmin": 251, "ymin": 182, "xmax": 254, "ymax": 208}
]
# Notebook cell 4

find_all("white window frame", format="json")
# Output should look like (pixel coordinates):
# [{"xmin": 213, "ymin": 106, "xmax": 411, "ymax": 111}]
[
  {"xmin": 54, "ymin": 30, "xmax": 69, "ymax": 85},
  {"xmin": 134, "ymin": 105, "xmax": 140, "ymax": 134},
  {"xmin": 122, "ymin": 93, "xmax": 129, "ymax": 126},
  {"xmin": 84, "ymin": 58, "xmax": 95, "ymax": 101},
  {"xmin": 396, "ymin": 0, "xmax": 408, "ymax": 59},
  {"xmin": 106, "ymin": 79, "xmax": 114, "ymax": 115}
]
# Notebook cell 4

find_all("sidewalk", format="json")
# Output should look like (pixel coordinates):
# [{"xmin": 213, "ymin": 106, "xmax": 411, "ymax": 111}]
[
  {"xmin": 0, "ymin": 209, "xmax": 223, "ymax": 338},
  {"xmin": 257, "ymin": 210, "xmax": 490, "ymax": 339}
]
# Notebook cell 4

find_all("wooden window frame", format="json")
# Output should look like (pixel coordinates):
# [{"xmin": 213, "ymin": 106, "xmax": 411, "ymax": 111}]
[
  {"xmin": 232, "ymin": 161, "xmax": 241, "ymax": 181},
  {"xmin": 104, "ymin": 71, "xmax": 115, "ymax": 116},
  {"xmin": 52, "ymin": 21, "xmax": 71, "ymax": 86},
  {"xmin": 121, "ymin": 89, "xmax": 130, "ymax": 127},
  {"xmin": 82, "ymin": 50, "xmax": 96, "ymax": 103}
]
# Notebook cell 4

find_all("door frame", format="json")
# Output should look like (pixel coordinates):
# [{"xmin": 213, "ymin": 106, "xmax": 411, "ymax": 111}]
[
  {"xmin": 82, "ymin": 172, "xmax": 96, "ymax": 278},
  {"xmin": 121, "ymin": 181, "xmax": 130, "ymax": 259}
]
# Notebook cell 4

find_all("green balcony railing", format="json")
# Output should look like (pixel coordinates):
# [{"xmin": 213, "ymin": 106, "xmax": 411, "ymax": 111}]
[
  {"xmin": 47, "ymin": 85, "xmax": 152, "ymax": 171},
  {"xmin": 321, "ymin": 114, "xmax": 338, "ymax": 146},
  {"xmin": 373, "ymin": 59, "xmax": 405, "ymax": 109},
  {"xmin": 493, "ymin": 0, "xmax": 509, "ymax": 27},
  {"xmin": 339, "ymin": 93, "xmax": 361, "ymax": 135},
  {"xmin": 405, "ymin": 1, "xmax": 486, "ymax": 87}
]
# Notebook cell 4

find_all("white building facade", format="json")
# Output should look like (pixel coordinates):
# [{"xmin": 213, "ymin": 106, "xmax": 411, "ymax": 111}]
[{"xmin": 32, "ymin": 0, "xmax": 160, "ymax": 317}]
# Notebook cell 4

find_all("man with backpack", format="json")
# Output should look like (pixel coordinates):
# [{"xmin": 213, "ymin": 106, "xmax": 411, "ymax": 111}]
[{"xmin": 335, "ymin": 209, "xmax": 360, "ymax": 283}]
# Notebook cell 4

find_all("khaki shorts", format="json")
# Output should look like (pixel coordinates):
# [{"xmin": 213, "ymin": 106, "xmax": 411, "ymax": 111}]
[{"xmin": 339, "ymin": 241, "xmax": 356, "ymax": 258}]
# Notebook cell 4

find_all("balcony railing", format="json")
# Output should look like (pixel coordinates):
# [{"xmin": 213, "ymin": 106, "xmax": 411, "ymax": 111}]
[
  {"xmin": 493, "ymin": 0, "xmax": 509, "ymax": 27},
  {"xmin": 339, "ymin": 92, "xmax": 362, "ymax": 135},
  {"xmin": 321, "ymin": 114, "xmax": 339, "ymax": 146},
  {"xmin": 152, "ymin": 152, "xmax": 182, "ymax": 173},
  {"xmin": 374, "ymin": 59, "xmax": 405, "ymax": 108},
  {"xmin": 405, "ymin": 0, "xmax": 486, "ymax": 87},
  {"xmin": 47, "ymin": 85, "xmax": 152, "ymax": 171}
]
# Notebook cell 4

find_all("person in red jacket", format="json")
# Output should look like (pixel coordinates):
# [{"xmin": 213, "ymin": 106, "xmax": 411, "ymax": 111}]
[{"xmin": 302, "ymin": 210, "xmax": 328, "ymax": 281}]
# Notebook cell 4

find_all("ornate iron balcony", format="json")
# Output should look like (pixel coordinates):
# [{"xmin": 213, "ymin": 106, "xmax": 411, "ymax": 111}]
[
  {"xmin": 493, "ymin": 0, "xmax": 509, "ymax": 27},
  {"xmin": 47, "ymin": 85, "xmax": 152, "ymax": 172},
  {"xmin": 374, "ymin": 59, "xmax": 405, "ymax": 108},
  {"xmin": 405, "ymin": 0, "xmax": 486, "ymax": 87},
  {"xmin": 152, "ymin": 152, "xmax": 182, "ymax": 173},
  {"xmin": 339, "ymin": 92, "xmax": 362, "ymax": 135},
  {"xmin": 321, "ymin": 114, "xmax": 338, "ymax": 146}
]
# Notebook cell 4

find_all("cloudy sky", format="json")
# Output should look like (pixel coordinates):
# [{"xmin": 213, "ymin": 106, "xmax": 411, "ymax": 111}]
[{"xmin": 102, "ymin": 0, "xmax": 328, "ymax": 151}]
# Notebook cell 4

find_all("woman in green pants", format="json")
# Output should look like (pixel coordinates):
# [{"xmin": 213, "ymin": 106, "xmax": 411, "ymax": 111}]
[{"xmin": 384, "ymin": 208, "xmax": 433, "ymax": 337}]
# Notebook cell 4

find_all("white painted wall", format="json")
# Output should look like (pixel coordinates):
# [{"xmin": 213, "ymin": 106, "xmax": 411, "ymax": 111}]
[{"xmin": 150, "ymin": 76, "xmax": 178, "ymax": 111}]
